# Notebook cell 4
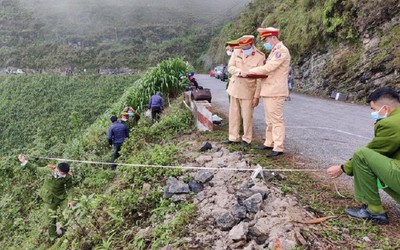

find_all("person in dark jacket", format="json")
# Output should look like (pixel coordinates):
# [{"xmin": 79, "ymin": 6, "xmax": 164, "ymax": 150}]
[
  {"xmin": 108, "ymin": 115, "xmax": 129, "ymax": 170},
  {"xmin": 148, "ymin": 92, "xmax": 164, "ymax": 122}
]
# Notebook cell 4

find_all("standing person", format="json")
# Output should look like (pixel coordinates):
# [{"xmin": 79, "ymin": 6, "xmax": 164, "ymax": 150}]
[
  {"xmin": 108, "ymin": 115, "xmax": 129, "ymax": 170},
  {"xmin": 225, "ymin": 39, "xmax": 239, "ymax": 57},
  {"xmin": 223, "ymin": 35, "xmax": 265, "ymax": 147},
  {"xmin": 241, "ymin": 27, "xmax": 291, "ymax": 157},
  {"xmin": 148, "ymin": 91, "xmax": 164, "ymax": 122},
  {"xmin": 286, "ymin": 66, "xmax": 294, "ymax": 101},
  {"xmin": 18, "ymin": 154, "xmax": 73, "ymax": 242},
  {"xmin": 225, "ymin": 39, "xmax": 240, "ymax": 91},
  {"xmin": 327, "ymin": 87, "xmax": 400, "ymax": 225}
]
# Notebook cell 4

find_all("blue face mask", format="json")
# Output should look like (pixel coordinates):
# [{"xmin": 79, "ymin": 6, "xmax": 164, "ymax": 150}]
[
  {"xmin": 264, "ymin": 43, "xmax": 273, "ymax": 51},
  {"xmin": 243, "ymin": 47, "xmax": 253, "ymax": 56},
  {"xmin": 371, "ymin": 106, "xmax": 387, "ymax": 121}
]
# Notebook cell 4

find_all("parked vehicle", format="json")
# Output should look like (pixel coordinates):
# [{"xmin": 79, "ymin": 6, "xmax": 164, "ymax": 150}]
[
  {"xmin": 209, "ymin": 69, "xmax": 215, "ymax": 77},
  {"xmin": 214, "ymin": 65, "xmax": 224, "ymax": 79},
  {"xmin": 220, "ymin": 66, "xmax": 229, "ymax": 82}
]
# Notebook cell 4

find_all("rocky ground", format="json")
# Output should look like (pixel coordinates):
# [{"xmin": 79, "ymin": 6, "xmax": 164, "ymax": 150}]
[{"xmin": 158, "ymin": 143, "xmax": 334, "ymax": 250}]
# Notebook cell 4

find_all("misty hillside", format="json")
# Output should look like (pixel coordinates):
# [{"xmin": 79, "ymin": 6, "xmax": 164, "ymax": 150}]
[{"xmin": 0, "ymin": 0, "xmax": 250, "ymax": 70}]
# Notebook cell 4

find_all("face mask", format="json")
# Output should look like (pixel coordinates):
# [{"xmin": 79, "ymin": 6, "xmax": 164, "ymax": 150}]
[
  {"xmin": 53, "ymin": 173, "xmax": 66, "ymax": 179},
  {"xmin": 371, "ymin": 106, "xmax": 387, "ymax": 121},
  {"xmin": 226, "ymin": 50, "xmax": 233, "ymax": 56},
  {"xmin": 243, "ymin": 47, "xmax": 253, "ymax": 56},
  {"xmin": 264, "ymin": 43, "xmax": 273, "ymax": 51}
]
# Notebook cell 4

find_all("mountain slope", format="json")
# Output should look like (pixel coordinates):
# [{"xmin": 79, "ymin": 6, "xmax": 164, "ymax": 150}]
[{"xmin": 203, "ymin": 0, "xmax": 400, "ymax": 101}]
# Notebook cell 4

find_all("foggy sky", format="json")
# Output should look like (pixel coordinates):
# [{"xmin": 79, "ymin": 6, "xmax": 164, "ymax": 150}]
[{"xmin": 20, "ymin": 0, "xmax": 252, "ymax": 35}]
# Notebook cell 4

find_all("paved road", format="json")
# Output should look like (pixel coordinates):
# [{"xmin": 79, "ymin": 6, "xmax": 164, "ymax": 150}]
[
  {"xmin": 197, "ymin": 74, "xmax": 400, "ymax": 213},
  {"xmin": 197, "ymin": 74, "xmax": 373, "ymax": 166}
]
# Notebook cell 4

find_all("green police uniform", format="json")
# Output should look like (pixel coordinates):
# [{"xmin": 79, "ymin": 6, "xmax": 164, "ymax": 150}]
[
  {"xmin": 39, "ymin": 173, "xmax": 73, "ymax": 239},
  {"xmin": 343, "ymin": 107, "xmax": 400, "ymax": 205}
]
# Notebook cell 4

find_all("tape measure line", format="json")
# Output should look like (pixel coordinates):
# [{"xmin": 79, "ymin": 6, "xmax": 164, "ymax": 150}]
[{"xmin": 33, "ymin": 156, "xmax": 324, "ymax": 173}]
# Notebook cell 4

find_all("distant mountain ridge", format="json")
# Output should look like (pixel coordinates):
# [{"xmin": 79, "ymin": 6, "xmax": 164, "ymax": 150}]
[{"xmin": 0, "ymin": 0, "xmax": 251, "ymax": 70}]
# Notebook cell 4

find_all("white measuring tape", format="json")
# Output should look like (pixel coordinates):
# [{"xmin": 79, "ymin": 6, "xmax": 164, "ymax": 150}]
[{"xmin": 34, "ymin": 156, "xmax": 324, "ymax": 172}]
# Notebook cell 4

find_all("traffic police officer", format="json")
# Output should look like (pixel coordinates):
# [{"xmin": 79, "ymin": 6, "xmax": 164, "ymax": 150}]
[
  {"xmin": 224, "ymin": 35, "xmax": 265, "ymax": 147},
  {"xmin": 241, "ymin": 27, "xmax": 291, "ymax": 157}
]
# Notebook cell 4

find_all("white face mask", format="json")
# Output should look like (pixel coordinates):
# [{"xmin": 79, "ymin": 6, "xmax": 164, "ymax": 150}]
[
  {"xmin": 226, "ymin": 50, "xmax": 233, "ymax": 56},
  {"xmin": 53, "ymin": 169, "xmax": 66, "ymax": 178}
]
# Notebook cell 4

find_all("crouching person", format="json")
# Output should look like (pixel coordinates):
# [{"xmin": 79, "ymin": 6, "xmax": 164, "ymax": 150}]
[
  {"xmin": 18, "ymin": 154, "xmax": 73, "ymax": 242},
  {"xmin": 327, "ymin": 87, "xmax": 400, "ymax": 224}
]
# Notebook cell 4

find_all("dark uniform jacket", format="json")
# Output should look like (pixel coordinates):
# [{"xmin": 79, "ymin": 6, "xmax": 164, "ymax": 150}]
[{"xmin": 108, "ymin": 121, "xmax": 129, "ymax": 145}]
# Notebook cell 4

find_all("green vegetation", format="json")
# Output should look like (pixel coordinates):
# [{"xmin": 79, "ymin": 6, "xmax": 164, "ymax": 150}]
[
  {"xmin": 0, "ymin": 0, "xmax": 241, "ymax": 70},
  {"xmin": 203, "ymin": 0, "xmax": 361, "ymax": 68},
  {"xmin": 0, "ymin": 58, "xmax": 196, "ymax": 249},
  {"xmin": 0, "ymin": 75, "xmax": 137, "ymax": 155}
]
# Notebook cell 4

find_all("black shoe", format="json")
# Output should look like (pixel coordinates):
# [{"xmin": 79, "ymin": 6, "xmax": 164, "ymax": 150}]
[
  {"xmin": 267, "ymin": 151, "xmax": 283, "ymax": 158},
  {"xmin": 345, "ymin": 205, "xmax": 389, "ymax": 225},
  {"xmin": 240, "ymin": 141, "xmax": 250, "ymax": 147},
  {"xmin": 223, "ymin": 140, "xmax": 238, "ymax": 144},
  {"xmin": 254, "ymin": 145, "xmax": 273, "ymax": 150}
]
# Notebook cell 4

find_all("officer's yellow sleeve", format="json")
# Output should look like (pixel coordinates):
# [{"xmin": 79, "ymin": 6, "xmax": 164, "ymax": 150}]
[
  {"xmin": 228, "ymin": 53, "xmax": 241, "ymax": 75},
  {"xmin": 249, "ymin": 50, "xmax": 288, "ymax": 75}
]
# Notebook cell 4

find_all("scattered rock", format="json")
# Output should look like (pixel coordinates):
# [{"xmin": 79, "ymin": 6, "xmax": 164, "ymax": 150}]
[
  {"xmin": 171, "ymin": 194, "xmax": 189, "ymax": 202},
  {"xmin": 163, "ymin": 186, "xmax": 173, "ymax": 199},
  {"xmin": 167, "ymin": 177, "xmax": 190, "ymax": 194},
  {"xmin": 216, "ymin": 212, "xmax": 238, "ymax": 231},
  {"xmin": 230, "ymin": 240, "xmax": 247, "ymax": 249},
  {"xmin": 188, "ymin": 180, "xmax": 203, "ymax": 193},
  {"xmin": 142, "ymin": 183, "xmax": 151, "ymax": 192},
  {"xmin": 363, "ymin": 236, "xmax": 372, "ymax": 242},
  {"xmin": 196, "ymin": 155, "xmax": 213, "ymax": 165},
  {"xmin": 228, "ymin": 222, "xmax": 249, "ymax": 241},
  {"xmin": 195, "ymin": 170, "xmax": 214, "ymax": 184},
  {"xmin": 243, "ymin": 193, "xmax": 263, "ymax": 213},
  {"xmin": 248, "ymin": 225, "xmax": 269, "ymax": 245},
  {"xmin": 135, "ymin": 226, "xmax": 152, "ymax": 240},
  {"xmin": 230, "ymin": 204, "xmax": 247, "ymax": 220},
  {"xmin": 196, "ymin": 191, "xmax": 207, "ymax": 202}
]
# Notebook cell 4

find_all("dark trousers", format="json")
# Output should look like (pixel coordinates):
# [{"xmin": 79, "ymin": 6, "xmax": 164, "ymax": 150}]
[
  {"xmin": 112, "ymin": 143, "xmax": 122, "ymax": 170},
  {"xmin": 151, "ymin": 107, "xmax": 162, "ymax": 121}
]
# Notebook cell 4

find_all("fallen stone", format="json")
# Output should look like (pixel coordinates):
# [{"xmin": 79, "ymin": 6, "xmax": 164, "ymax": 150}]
[
  {"xmin": 188, "ymin": 180, "xmax": 203, "ymax": 193},
  {"xmin": 196, "ymin": 191, "xmax": 207, "ymax": 202},
  {"xmin": 171, "ymin": 194, "xmax": 189, "ymax": 202},
  {"xmin": 135, "ymin": 226, "xmax": 152, "ymax": 240},
  {"xmin": 167, "ymin": 177, "xmax": 190, "ymax": 194},
  {"xmin": 229, "ymin": 240, "xmax": 247, "ymax": 249},
  {"xmin": 142, "ymin": 183, "xmax": 151, "ymax": 192},
  {"xmin": 230, "ymin": 204, "xmax": 247, "ymax": 220},
  {"xmin": 195, "ymin": 155, "xmax": 213, "ymax": 165},
  {"xmin": 216, "ymin": 212, "xmax": 238, "ymax": 231},
  {"xmin": 243, "ymin": 193, "xmax": 263, "ymax": 213},
  {"xmin": 228, "ymin": 221, "xmax": 249, "ymax": 241},
  {"xmin": 363, "ymin": 236, "xmax": 371, "ymax": 242},
  {"xmin": 163, "ymin": 186, "xmax": 173, "ymax": 198},
  {"xmin": 195, "ymin": 170, "xmax": 214, "ymax": 184},
  {"xmin": 248, "ymin": 225, "xmax": 268, "ymax": 245}
]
